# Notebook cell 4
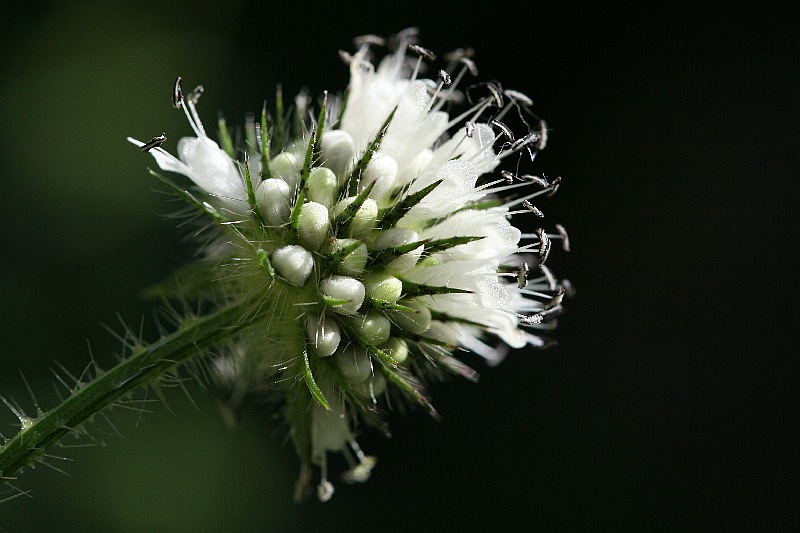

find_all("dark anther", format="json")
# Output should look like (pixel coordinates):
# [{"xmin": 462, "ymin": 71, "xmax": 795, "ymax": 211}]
[
  {"xmin": 438, "ymin": 70, "xmax": 452, "ymax": 87},
  {"xmin": 510, "ymin": 132, "xmax": 541, "ymax": 152},
  {"xmin": 172, "ymin": 76, "xmax": 183, "ymax": 109},
  {"xmin": 522, "ymin": 200, "xmax": 544, "ymax": 218},
  {"xmin": 466, "ymin": 81, "xmax": 503, "ymax": 106},
  {"xmin": 409, "ymin": 44, "xmax": 436, "ymax": 61},
  {"xmin": 522, "ymin": 174, "xmax": 549, "ymax": 189},
  {"xmin": 501, "ymin": 170, "xmax": 515, "ymax": 184},
  {"xmin": 141, "ymin": 133, "xmax": 167, "ymax": 152},
  {"xmin": 486, "ymin": 82, "xmax": 504, "ymax": 107},
  {"xmin": 490, "ymin": 120, "xmax": 515, "ymax": 143},
  {"xmin": 535, "ymin": 228, "xmax": 551, "ymax": 266},
  {"xmin": 517, "ymin": 262, "xmax": 529, "ymax": 289},
  {"xmin": 464, "ymin": 121, "xmax": 475, "ymax": 138},
  {"xmin": 545, "ymin": 287, "xmax": 566, "ymax": 310}
]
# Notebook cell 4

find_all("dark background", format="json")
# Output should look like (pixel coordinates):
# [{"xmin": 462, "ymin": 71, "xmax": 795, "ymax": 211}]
[{"xmin": 0, "ymin": 1, "xmax": 795, "ymax": 531}]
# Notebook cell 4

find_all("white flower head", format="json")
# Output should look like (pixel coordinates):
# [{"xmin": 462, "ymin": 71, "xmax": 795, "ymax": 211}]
[{"xmin": 130, "ymin": 30, "xmax": 569, "ymax": 502}]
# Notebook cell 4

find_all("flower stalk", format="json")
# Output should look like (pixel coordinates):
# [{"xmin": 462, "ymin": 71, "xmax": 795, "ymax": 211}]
[{"xmin": 0, "ymin": 295, "xmax": 262, "ymax": 484}]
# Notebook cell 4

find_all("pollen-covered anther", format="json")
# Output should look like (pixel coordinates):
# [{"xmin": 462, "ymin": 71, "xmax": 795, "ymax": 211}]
[
  {"xmin": 320, "ymin": 276, "xmax": 365, "ymax": 315},
  {"xmin": 271, "ymin": 245, "xmax": 314, "ymax": 286},
  {"xmin": 342, "ymin": 454, "xmax": 377, "ymax": 484},
  {"xmin": 317, "ymin": 480, "xmax": 334, "ymax": 502}
]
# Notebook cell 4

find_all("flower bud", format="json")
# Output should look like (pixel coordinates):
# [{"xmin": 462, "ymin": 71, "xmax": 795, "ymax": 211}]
[
  {"xmin": 320, "ymin": 130, "xmax": 355, "ymax": 183},
  {"xmin": 386, "ymin": 300, "xmax": 431, "ymax": 334},
  {"xmin": 362, "ymin": 152, "xmax": 398, "ymax": 205},
  {"xmin": 363, "ymin": 270, "xmax": 402, "ymax": 304},
  {"xmin": 323, "ymin": 238, "xmax": 369, "ymax": 276},
  {"xmin": 269, "ymin": 151, "xmax": 300, "ymax": 189},
  {"xmin": 297, "ymin": 201, "xmax": 329, "ymax": 251},
  {"xmin": 256, "ymin": 178, "xmax": 291, "ymax": 226},
  {"xmin": 335, "ymin": 344, "xmax": 372, "ymax": 382},
  {"xmin": 373, "ymin": 228, "xmax": 423, "ymax": 272},
  {"xmin": 349, "ymin": 198, "xmax": 378, "ymax": 240},
  {"xmin": 271, "ymin": 245, "xmax": 314, "ymax": 286},
  {"xmin": 346, "ymin": 311, "xmax": 391, "ymax": 346},
  {"xmin": 307, "ymin": 167, "xmax": 338, "ymax": 208},
  {"xmin": 306, "ymin": 314, "xmax": 341, "ymax": 357},
  {"xmin": 379, "ymin": 337, "xmax": 409, "ymax": 364},
  {"xmin": 320, "ymin": 276, "xmax": 365, "ymax": 315}
]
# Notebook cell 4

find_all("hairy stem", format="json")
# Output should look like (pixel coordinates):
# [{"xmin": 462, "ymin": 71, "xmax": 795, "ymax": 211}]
[{"xmin": 0, "ymin": 298, "xmax": 261, "ymax": 484}]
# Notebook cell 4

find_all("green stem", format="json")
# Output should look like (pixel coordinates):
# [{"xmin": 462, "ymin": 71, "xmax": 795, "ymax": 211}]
[{"xmin": 0, "ymin": 297, "xmax": 261, "ymax": 484}]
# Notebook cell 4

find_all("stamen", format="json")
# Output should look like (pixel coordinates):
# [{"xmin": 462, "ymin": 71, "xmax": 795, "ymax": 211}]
[
  {"xmin": 140, "ymin": 133, "xmax": 167, "ymax": 152},
  {"xmin": 505, "ymin": 185, "xmax": 554, "ymax": 208},
  {"xmin": 521, "ymin": 200, "xmax": 544, "ymax": 218},
  {"xmin": 172, "ymin": 76, "xmax": 183, "ymax": 109},
  {"xmin": 446, "ymin": 97, "xmax": 493, "ymax": 129},
  {"xmin": 408, "ymin": 44, "xmax": 436, "ymax": 61},
  {"xmin": 490, "ymin": 119, "xmax": 515, "ymax": 143},
  {"xmin": 539, "ymin": 264, "xmax": 557, "ymax": 291},
  {"xmin": 555, "ymin": 224, "xmax": 570, "ymax": 252},
  {"xmin": 465, "ymin": 121, "xmax": 475, "ymax": 138},
  {"xmin": 184, "ymin": 98, "xmax": 206, "ymax": 138},
  {"xmin": 423, "ymin": 72, "xmax": 451, "ymax": 115},
  {"xmin": 338, "ymin": 49, "xmax": 354, "ymax": 65},
  {"xmin": 521, "ymin": 174, "xmax": 550, "ymax": 189},
  {"xmin": 501, "ymin": 170, "xmax": 515, "ymax": 184},
  {"xmin": 354, "ymin": 34, "xmax": 385, "ymax": 48},
  {"xmin": 431, "ymin": 56, "xmax": 478, "ymax": 114},
  {"xmin": 188, "ymin": 85, "xmax": 204, "ymax": 105},
  {"xmin": 535, "ymin": 228, "xmax": 551, "ymax": 265},
  {"xmin": 517, "ymin": 262, "xmax": 529, "ymax": 289},
  {"xmin": 504, "ymin": 89, "xmax": 533, "ymax": 107},
  {"xmin": 317, "ymin": 454, "xmax": 335, "ymax": 502},
  {"xmin": 547, "ymin": 176, "xmax": 561, "ymax": 196}
]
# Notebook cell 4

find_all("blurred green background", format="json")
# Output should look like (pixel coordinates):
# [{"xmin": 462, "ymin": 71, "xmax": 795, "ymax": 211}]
[{"xmin": 1, "ymin": 1, "xmax": 795, "ymax": 531}]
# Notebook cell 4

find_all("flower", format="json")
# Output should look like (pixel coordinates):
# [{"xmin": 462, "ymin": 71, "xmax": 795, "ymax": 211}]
[{"xmin": 128, "ymin": 30, "xmax": 568, "ymax": 502}]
